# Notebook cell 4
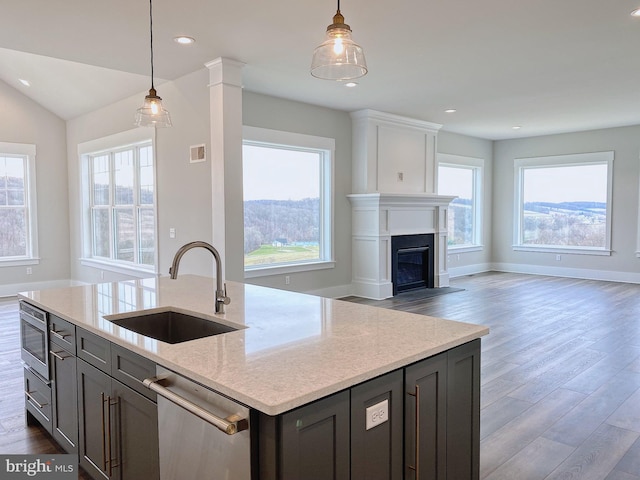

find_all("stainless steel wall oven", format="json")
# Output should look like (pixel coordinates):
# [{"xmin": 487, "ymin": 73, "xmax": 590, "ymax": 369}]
[{"xmin": 20, "ymin": 301, "xmax": 50, "ymax": 381}]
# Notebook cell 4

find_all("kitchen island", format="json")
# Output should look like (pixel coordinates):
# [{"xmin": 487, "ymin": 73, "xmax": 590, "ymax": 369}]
[{"xmin": 19, "ymin": 275, "xmax": 489, "ymax": 480}]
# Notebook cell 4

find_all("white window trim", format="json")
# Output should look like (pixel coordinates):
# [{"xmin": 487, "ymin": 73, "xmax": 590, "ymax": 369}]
[
  {"xmin": 437, "ymin": 153, "xmax": 484, "ymax": 251},
  {"xmin": 0, "ymin": 142, "xmax": 39, "ymax": 266},
  {"xmin": 78, "ymin": 128, "xmax": 159, "ymax": 275},
  {"xmin": 513, "ymin": 151, "xmax": 614, "ymax": 255},
  {"xmin": 242, "ymin": 126, "xmax": 335, "ymax": 278}
]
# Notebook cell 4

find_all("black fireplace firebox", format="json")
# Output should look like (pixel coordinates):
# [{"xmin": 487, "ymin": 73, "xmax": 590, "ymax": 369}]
[{"xmin": 391, "ymin": 234, "xmax": 435, "ymax": 295}]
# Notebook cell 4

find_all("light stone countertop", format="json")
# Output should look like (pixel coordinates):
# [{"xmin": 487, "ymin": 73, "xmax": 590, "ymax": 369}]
[{"xmin": 19, "ymin": 275, "xmax": 489, "ymax": 415}]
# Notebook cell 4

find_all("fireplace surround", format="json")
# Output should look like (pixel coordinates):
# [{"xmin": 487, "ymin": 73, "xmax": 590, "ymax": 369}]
[{"xmin": 347, "ymin": 193, "xmax": 455, "ymax": 300}]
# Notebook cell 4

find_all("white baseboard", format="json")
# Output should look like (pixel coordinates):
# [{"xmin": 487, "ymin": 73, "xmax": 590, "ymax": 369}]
[
  {"xmin": 490, "ymin": 262, "xmax": 640, "ymax": 284},
  {"xmin": 306, "ymin": 283, "xmax": 354, "ymax": 299},
  {"xmin": 0, "ymin": 279, "xmax": 83, "ymax": 298},
  {"xmin": 449, "ymin": 263, "xmax": 493, "ymax": 279}
]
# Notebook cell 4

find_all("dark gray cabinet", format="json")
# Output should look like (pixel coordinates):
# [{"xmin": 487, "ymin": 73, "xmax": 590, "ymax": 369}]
[
  {"xmin": 76, "ymin": 328, "xmax": 159, "ymax": 480},
  {"xmin": 351, "ymin": 370, "xmax": 404, "ymax": 480},
  {"xmin": 405, "ymin": 339, "xmax": 480, "ymax": 480},
  {"xmin": 50, "ymin": 314, "xmax": 78, "ymax": 453},
  {"xmin": 257, "ymin": 390, "xmax": 350, "ymax": 480}
]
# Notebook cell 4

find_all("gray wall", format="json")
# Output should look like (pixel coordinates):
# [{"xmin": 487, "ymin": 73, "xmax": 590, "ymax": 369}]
[
  {"xmin": 438, "ymin": 131, "xmax": 494, "ymax": 276},
  {"xmin": 242, "ymin": 91, "xmax": 353, "ymax": 295},
  {"xmin": 492, "ymin": 125, "xmax": 640, "ymax": 282},
  {"xmin": 0, "ymin": 79, "xmax": 70, "ymax": 295}
]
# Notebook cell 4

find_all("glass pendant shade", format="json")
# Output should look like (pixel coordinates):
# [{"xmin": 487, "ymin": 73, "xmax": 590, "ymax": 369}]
[
  {"xmin": 135, "ymin": 87, "xmax": 172, "ymax": 127},
  {"xmin": 311, "ymin": 11, "xmax": 367, "ymax": 81}
]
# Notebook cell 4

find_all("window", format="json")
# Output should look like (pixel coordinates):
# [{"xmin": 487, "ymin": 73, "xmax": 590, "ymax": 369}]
[
  {"xmin": 242, "ymin": 126, "xmax": 334, "ymax": 276},
  {"xmin": 514, "ymin": 151, "xmax": 613, "ymax": 255},
  {"xmin": 0, "ymin": 142, "xmax": 38, "ymax": 265},
  {"xmin": 437, "ymin": 154, "xmax": 483, "ymax": 251},
  {"xmin": 79, "ymin": 129, "xmax": 157, "ymax": 274}
]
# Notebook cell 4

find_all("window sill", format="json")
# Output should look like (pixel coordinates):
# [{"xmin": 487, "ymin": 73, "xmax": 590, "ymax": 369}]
[
  {"xmin": 0, "ymin": 257, "xmax": 40, "ymax": 267},
  {"xmin": 81, "ymin": 258, "xmax": 158, "ymax": 278},
  {"xmin": 244, "ymin": 260, "xmax": 336, "ymax": 279},
  {"xmin": 447, "ymin": 245, "xmax": 484, "ymax": 254},
  {"xmin": 512, "ymin": 245, "xmax": 612, "ymax": 256}
]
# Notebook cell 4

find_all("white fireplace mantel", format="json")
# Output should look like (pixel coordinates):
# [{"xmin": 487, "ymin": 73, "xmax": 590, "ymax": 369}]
[{"xmin": 348, "ymin": 193, "xmax": 456, "ymax": 300}]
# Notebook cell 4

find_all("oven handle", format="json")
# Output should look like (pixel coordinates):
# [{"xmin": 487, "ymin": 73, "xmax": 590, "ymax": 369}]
[{"xmin": 143, "ymin": 376, "xmax": 248, "ymax": 435}]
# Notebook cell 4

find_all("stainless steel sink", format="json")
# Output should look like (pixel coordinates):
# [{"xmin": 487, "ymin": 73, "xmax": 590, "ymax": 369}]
[{"xmin": 109, "ymin": 310, "xmax": 237, "ymax": 344}]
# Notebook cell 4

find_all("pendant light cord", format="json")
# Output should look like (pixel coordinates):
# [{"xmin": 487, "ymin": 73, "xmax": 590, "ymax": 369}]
[
  {"xmin": 337, "ymin": 0, "xmax": 340, "ymax": 12},
  {"xmin": 149, "ymin": 0, "xmax": 155, "ymax": 90}
]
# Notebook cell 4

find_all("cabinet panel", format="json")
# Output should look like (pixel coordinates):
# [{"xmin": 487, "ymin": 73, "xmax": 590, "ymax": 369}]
[
  {"xmin": 78, "ymin": 359, "xmax": 111, "ymax": 480},
  {"xmin": 281, "ymin": 391, "xmax": 350, "ymax": 480},
  {"xmin": 111, "ymin": 343, "xmax": 156, "ymax": 401},
  {"xmin": 446, "ymin": 339, "xmax": 480, "ymax": 480},
  {"xmin": 50, "ymin": 314, "xmax": 76, "ymax": 353},
  {"xmin": 78, "ymin": 329, "xmax": 111, "ymax": 373},
  {"xmin": 405, "ymin": 353, "xmax": 447, "ymax": 480},
  {"xmin": 24, "ymin": 366, "xmax": 52, "ymax": 433},
  {"xmin": 112, "ymin": 382, "xmax": 159, "ymax": 480},
  {"xmin": 351, "ymin": 370, "xmax": 403, "ymax": 480},
  {"xmin": 51, "ymin": 347, "xmax": 78, "ymax": 453}
]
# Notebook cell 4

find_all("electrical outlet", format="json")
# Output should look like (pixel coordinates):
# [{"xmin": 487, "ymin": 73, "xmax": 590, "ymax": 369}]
[
  {"xmin": 556, "ymin": 255, "xmax": 562, "ymax": 261},
  {"xmin": 365, "ymin": 399, "xmax": 389, "ymax": 430},
  {"xmin": 285, "ymin": 275, "xmax": 290, "ymax": 285},
  {"xmin": 169, "ymin": 227, "xmax": 176, "ymax": 239},
  {"xmin": 26, "ymin": 267, "xmax": 32, "ymax": 275},
  {"xmin": 397, "ymin": 172, "xmax": 404, "ymax": 182}
]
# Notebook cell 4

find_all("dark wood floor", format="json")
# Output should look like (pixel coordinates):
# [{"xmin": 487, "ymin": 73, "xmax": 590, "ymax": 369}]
[
  {"xmin": 346, "ymin": 272, "xmax": 640, "ymax": 479},
  {"xmin": 3, "ymin": 272, "xmax": 640, "ymax": 479}
]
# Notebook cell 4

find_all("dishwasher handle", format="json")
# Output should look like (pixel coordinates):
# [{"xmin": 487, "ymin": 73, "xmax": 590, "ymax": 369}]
[{"xmin": 143, "ymin": 376, "xmax": 248, "ymax": 435}]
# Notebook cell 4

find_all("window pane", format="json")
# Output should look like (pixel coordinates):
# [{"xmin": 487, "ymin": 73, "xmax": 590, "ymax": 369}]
[
  {"xmin": 114, "ymin": 150, "xmax": 134, "ymax": 205},
  {"xmin": 92, "ymin": 155, "xmax": 110, "ymax": 206},
  {"xmin": 139, "ymin": 146, "xmax": 154, "ymax": 205},
  {"xmin": 92, "ymin": 208, "xmax": 110, "ymax": 258},
  {"xmin": 243, "ymin": 144, "xmax": 322, "ymax": 267},
  {"xmin": 439, "ymin": 165, "xmax": 475, "ymax": 246},
  {"xmin": 0, "ymin": 207, "xmax": 27, "ymax": 256},
  {"xmin": 521, "ymin": 164, "xmax": 607, "ymax": 247},
  {"xmin": 114, "ymin": 208, "xmax": 135, "ymax": 262},
  {"xmin": 138, "ymin": 207, "xmax": 155, "ymax": 266}
]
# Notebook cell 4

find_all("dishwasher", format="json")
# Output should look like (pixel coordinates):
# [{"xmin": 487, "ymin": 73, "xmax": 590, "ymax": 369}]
[{"xmin": 143, "ymin": 367, "xmax": 251, "ymax": 480}]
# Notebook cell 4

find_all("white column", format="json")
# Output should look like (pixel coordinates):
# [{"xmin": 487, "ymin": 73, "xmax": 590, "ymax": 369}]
[{"xmin": 205, "ymin": 58, "xmax": 245, "ymax": 282}]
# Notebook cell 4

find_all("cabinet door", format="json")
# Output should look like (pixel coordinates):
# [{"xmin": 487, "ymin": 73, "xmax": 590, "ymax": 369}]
[
  {"xmin": 446, "ymin": 339, "xmax": 480, "ymax": 480},
  {"xmin": 51, "ymin": 348, "xmax": 78, "ymax": 453},
  {"xmin": 77, "ymin": 359, "xmax": 111, "ymax": 480},
  {"xmin": 405, "ymin": 353, "xmax": 447, "ymax": 480},
  {"xmin": 112, "ymin": 381, "xmax": 159, "ymax": 480},
  {"xmin": 280, "ymin": 391, "xmax": 350, "ymax": 480},
  {"xmin": 351, "ymin": 370, "xmax": 403, "ymax": 480}
]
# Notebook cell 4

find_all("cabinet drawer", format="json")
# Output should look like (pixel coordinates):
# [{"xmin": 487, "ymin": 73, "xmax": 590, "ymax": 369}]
[
  {"xmin": 24, "ymin": 366, "xmax": 52, "ymax": 432},
  {"xmin": 77, "ymin": 328, "xmax": 111, "ymax": 373},
  {"xmin": 111, "ymin": 343, "xmax": 156, "ymax": 401},
  {"xmin": 49, "ymin": 314, "xmax": 76, "ymax": 353}
]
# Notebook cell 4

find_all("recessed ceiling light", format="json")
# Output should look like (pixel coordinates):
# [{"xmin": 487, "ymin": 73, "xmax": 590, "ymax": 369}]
[
  {"xmin": 631, "ymin": 8, "xmax": 640, "ymax": 16},
  {"xmin": 19, "ymin": 79, "xmax": 31, "ymax": 87},
  {"xmin": 174, "ymin": 36, "xmax": 195, "ymax": 45},
  {"xmin": 445, "ymin": 109, "xmax": 457, "ymax": 113},
  {"xmin": 345, "ymin": 82, "xmax": 358, "ymax": 87},
  {"xmin": 512, "ymin": 126, "xmax": 522, "ymax": 130}
]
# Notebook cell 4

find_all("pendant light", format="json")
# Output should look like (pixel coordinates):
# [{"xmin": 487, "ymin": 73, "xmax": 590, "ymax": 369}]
[
  {"xmin": 310, "ymin": 0, "xmax": 368, "ymax": 81},
  {"xmin": 135, "ymin": 0, "xmax": 172, "ymax": 127}
]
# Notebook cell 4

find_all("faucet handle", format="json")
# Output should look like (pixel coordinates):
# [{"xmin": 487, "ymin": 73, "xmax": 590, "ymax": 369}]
[{"xmin": 217, "ymin": 283, "xmax": 231, "ymax": 305}]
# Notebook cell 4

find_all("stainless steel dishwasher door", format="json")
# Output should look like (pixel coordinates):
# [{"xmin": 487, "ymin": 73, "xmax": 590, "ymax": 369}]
[{"xmin": 149, "ymin": 367, "xmax": 251, "ymax": 480}]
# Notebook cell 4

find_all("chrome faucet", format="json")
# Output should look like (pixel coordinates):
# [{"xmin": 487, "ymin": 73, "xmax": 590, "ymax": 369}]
[{"xmin": 169, "ymin": 241, "xmax": 231, "ymax": 314}]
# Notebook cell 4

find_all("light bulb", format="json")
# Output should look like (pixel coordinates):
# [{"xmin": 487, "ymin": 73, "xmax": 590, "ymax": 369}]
[
  {"xmin": 333, "ymin": 37, "xmax": 344, "ymax": 55},
  {"xmin": 150, "ymin": 101, "xmax": 160, "ymax": 115}
]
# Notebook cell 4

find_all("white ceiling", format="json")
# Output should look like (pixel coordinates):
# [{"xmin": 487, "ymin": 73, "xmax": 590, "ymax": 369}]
[{"xmin": 2, "ymin": 0, "xmax": 640, "ymax": 140}]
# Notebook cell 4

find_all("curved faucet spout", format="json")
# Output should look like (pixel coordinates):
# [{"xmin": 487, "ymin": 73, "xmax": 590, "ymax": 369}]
[{"xmin": 169, "ymin": 241, "xmax": 230, "ymax": 313}]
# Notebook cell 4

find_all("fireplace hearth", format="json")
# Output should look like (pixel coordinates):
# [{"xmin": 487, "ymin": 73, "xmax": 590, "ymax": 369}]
[{"xmin": 392, "ymin": 234, "xmax": 435, "ymax": 295}]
